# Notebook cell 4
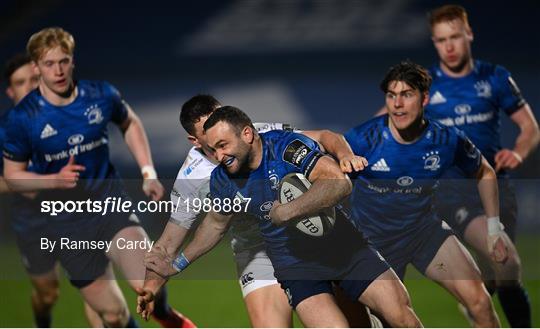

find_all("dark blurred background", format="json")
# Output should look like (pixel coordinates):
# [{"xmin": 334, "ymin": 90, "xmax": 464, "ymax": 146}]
[{"xmin": 1, "ymin": 0, "xmax": 539, "ymax": 233}]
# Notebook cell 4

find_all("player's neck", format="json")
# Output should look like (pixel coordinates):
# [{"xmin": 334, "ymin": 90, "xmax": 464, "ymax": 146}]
[
  {"xmin": 439, "ymin": 57, "xmax": 474, "ymax": 78},
  {"xmin": 248, "ymin": 136, "xmax": 263, "ymax": 171},
  {"xmin": 39, "ymin": 81, "xmax": 77, "ymax": 106},
  {"xmin": 389, "ymin": 115, "xmax": 426, "ymax": 144}
]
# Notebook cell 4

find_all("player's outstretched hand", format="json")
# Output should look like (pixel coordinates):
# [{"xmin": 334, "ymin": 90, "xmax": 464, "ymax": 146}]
[
  {"xmin": 269, "ymin": 200, "xmax": 290, "ymax": 226},
  {"xmin": 144, "ymin": 245, "xmax": 178, "ymax": 278},
  {"xmin": 55, "ymin": 155, "xmax": 85, "ymax": 189},
  {"xmin": 339, "ymin": 155, "xmax": 368, "ymax": 173},
  {"xmin": 494, "ymin": 149, "xmax": 522, "ymax": 172},
  {"xmin": 487, "ymin": 234, "xmax": 509, "ymax": 264},
  {"xmin": 143, "ymin": 178, "xmax": 165, "ymax": 201},
  {"xmin": 136, "ymin": 287, "xmax": 155, "ymax": 321}
]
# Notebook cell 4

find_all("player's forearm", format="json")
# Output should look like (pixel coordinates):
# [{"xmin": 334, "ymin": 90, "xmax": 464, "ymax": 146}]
[
  {"xmin": 182, "ymin": 212, "xmax": 230, "ymax": 263},
  {"xmin": 143, "ymin": 268, "xmax": 169, "ymax": 295},
  {"xmin": 4, "ymin": 170, "xmax": 59, "ymax": 192},
  {"xmin": 513, "ymin": 123, "xmax": 540, "ymax": 161},
  {"xmin": 312, "ymin": 130, "xmax": 355, "ymax": 161},
  {"xmin": 476, "ymin": 159, "xmax": 499, "ymax": 218},
  {"xmin": 157, "ymin": 221, "xmax": 189, "ymax": 257},
  {"xmin": 284, "ymin": 176, "xmax": 351, "ymax": 222},
  {"xmin": 123, "ymin": 114, "xmax": 155, "ymax": 170}
]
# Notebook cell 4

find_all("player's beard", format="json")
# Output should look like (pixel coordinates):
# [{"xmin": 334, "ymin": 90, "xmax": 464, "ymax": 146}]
[{"xmin": 226, "ymin": 143, "xmax": 252, "ymax": 175}]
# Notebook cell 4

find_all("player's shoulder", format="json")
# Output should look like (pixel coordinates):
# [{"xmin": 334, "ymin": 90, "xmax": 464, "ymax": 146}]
[
  {"xmin": 474, "ymin": 60, "xmax": 510, "ymax": 79},
  {"xmin": 12, "ymin": 89, "xmax": 41, "ymax": 117},
  {"xmin": 208, "ymin": 164, "xmax": 237, "ymax": 199},
  {"xmin": 428, "ymin": 63, "xmax": 444, "ymax": 83},
  {"xmin": 176, "ymin": 147, "xmax": 216, "ymax": 180},
  {"xmin": 262, "ymin": 129, "xmax": 318, "ymax": 158},
  {"xmin": 428, "ymin": 119, "xmax": 466, "ymax": 145},
  {"xmin": 261, "ymin": 129, "xmax": 297, "ymax": 148},
  {"xmin": 78, "ymin": 80, "xmax": 120, "ymax": 100},
  {"xmin": 345, "ymin": 115, "xmax": 386, "ymax": 145}
]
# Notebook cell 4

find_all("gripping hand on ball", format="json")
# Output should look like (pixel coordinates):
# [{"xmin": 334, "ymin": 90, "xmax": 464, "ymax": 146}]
[{"xmin": 270, "ymin": 200, "xmax": 291, "ymax": 226}]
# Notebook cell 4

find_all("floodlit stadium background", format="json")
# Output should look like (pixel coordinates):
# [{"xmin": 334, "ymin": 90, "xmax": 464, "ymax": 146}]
[{"xmin": 0, "ymin": 0, "xmax": 538, "ymax": 327}]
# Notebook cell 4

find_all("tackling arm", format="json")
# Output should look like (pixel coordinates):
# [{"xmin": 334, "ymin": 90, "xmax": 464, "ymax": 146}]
[
  {"xmin": 141, "ymin": 221, "xmax": 190, "ymax": 295},
  {"xmin": 302, "ymin": 130, "xmax": 368, "ymax": 173},
  {"xmin": 138, "ymin": 212, "xmax": 230, "ymax": 320},
  {"xmin": 182, "ymin": 210, "xmax": 233, "ymax": 262}
]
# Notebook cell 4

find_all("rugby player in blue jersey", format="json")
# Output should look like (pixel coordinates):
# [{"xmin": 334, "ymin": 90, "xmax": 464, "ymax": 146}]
[
  {"xmin": 136, "ymin": 94, "xmax": 377, "ymax": 327},
  {"xmin": 139, "ymin": 105, "xmax": 423, "ymax": 327},
  {"xmin": 2, "ymin": 27, "xmax": 194, "ymax": 328},
  {"xmin": 346, "ymin": 61, "xmax": 504, "ymax": 327},
  {"xmin": 425, "ymin": 5, "xmax": 538, "ymax": 326},
  {"xmin": 2, "ymin": 53, "xmax": 99, "ymax": 327}
]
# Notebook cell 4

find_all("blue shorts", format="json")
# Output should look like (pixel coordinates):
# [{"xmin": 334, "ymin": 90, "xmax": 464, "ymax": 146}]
[
  {"xmin": 47, "ymin": 211, "xmax": 140, "ymax": 288},
  {"xmin": 15, "ymin": 225, "xmax": 57, "ymax": 275},
  {"xmin": 373, "ymin": 220, "xmax": 452, "ymax": 279},
  {"xmin": 10, "ymin": 194, "xmax": 57, "ymax": 275},
  {"xmin": 435, "ymin": 178, "xmax": 517, "ymax": 240},
  {"xmin": 277, "ymin": 245, "xmax": 389, "ymax": 308}
]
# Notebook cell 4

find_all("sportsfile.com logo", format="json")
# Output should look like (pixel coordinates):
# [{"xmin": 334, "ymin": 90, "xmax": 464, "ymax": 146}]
[{"xmin": 40, "ymin": 196, "xmax": 252, "ymax": 216}]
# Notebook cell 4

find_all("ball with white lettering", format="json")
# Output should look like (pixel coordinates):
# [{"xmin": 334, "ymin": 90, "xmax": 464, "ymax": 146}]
[{"xmin": 279, "ymin": 173, "xmax": 335, "ymax": 237}]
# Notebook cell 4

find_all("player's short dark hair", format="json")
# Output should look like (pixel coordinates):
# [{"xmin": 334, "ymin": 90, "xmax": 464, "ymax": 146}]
[
  {"xmin": 203, "ymin": 106, "xmax": 254, "ymax": 135},
  {"xmin": 380, "ymin": 60, "xmax": 432, "ymax": 94},
  {"xmin": 180, "ymin": 94, "xmax": 221, "ymax": 135},
  {"xmin": 4, "ymin": 53, "xmax": 32, "ymax": 85}
]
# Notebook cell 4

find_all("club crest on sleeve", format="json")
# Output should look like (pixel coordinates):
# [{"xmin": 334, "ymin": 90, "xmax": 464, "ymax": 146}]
[{"xmin": 283, "ymin": 139, "xmax": 312, "ymax": 167}]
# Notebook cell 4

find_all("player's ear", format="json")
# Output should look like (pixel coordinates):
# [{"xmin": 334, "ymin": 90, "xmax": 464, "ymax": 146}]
[
  {"xmin": 421, "ymin": 91, "xmax": 430, "ymax": 107},
  {"xmin": 6, "ymin": 86, "xmax": 14, "ymax": 100},
  {"xmin": 466, "ymin": 27, "xmax": 474, "ymax": 42},
  {"xmin": 187, "ymin": 135, "xmax": 202, "ymax": 148},
  {"xmin": 242, "ymin": 126, "xmax": 254, "ymax": 144}
]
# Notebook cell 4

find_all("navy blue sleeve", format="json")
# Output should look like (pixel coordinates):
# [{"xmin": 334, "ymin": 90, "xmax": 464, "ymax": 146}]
[
  {"xmin": 279, "ymin": 132, "xmax": 324, "ymax": 179},
  {"xmin": 209, "ymin": 167, "xmax": 241, "ymax": 215},
  {"xmin": 453, "ymin": 128, "xmax": 482, "ymax": 177},
  {"xmin": 493, "ymin": 65, "xmax": 526, "ymax": 116},
  {"xmin": 209, "ymin": 167, "xmax": 235, "ymax": 200},
  {"xmin": 103, "ymin": 81, "xmax": 129, "ymax": 124},
  {"xmin": 2, "ymin": 109, "xmax": 32, "ymax": 163}
]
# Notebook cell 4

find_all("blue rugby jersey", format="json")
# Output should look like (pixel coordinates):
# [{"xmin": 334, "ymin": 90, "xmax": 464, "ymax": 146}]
[
  {"xmin": 426, "ymin": 60, "xmax": 526, "ymax": 175},
  {"xmin": 209, "ymin": 130, "xmax": 362, "ymax": 270},
  {"xmin": 3, "ymin": 80, "xmax": 130, "ymax": 223},
  {"xmin": 344, "ymin": 115, "xmax": 481, "ymax": 245}
]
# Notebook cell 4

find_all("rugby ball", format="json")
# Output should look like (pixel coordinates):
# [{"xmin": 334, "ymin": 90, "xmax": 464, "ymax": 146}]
[{"xmin": 279, "ymin": 173, "xmax": 336, "ymax": 237}]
